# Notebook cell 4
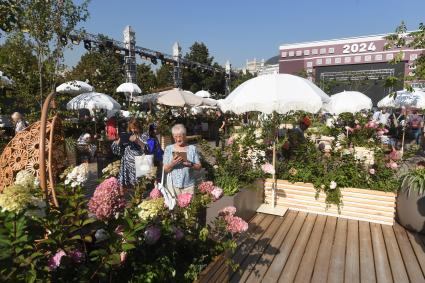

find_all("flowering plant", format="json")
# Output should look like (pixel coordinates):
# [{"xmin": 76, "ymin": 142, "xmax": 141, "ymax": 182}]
[
  {"xmin": 101, "ymin": 160, "xmax": 121, "ymax": 178},
  {"xmin": 64, "ymin": 163, "xmax": 88, "ymax": 188},
  {"xmin": 88, "ymin": 177, "xmax": 126, "ymax": 220}
]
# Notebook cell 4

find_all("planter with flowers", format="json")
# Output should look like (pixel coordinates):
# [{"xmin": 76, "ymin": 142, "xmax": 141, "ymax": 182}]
[
  {"xmin": 271, "ymin": 135, "xmax": 399, "ymax": 225},
  {"xmin": 397, "ymin": 162, "xmax": 425, "ymax": 233}
]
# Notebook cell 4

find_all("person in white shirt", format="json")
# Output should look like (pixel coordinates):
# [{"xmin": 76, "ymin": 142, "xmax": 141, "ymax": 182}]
[
  {"xmin": 373, "ymin": 108, "xmax": 390, "ymax": 127},
  {"xmin": 11, "ymin": 112, "xmax": 28, "ymax": 134}
]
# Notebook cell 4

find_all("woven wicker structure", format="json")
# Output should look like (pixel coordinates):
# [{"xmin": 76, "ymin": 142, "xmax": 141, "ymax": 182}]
[{"xmin": 0, "ymin": 116, "xmax": 66, "ymax": 205}]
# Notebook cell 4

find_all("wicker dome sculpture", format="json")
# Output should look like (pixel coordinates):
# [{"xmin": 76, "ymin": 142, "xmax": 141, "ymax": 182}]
[{"xmin": 0, "ymin": 116, "xmax": 66, "ymax": 206}]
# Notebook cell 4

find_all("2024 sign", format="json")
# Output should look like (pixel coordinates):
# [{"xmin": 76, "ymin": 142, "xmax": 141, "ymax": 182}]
[{"xmin": 342, "ymin": 42, "xmax": 377, "ymax": 54}]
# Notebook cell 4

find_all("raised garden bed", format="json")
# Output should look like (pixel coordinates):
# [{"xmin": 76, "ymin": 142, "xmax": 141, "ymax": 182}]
[{"xmin": 264, "ymin": 179, "xmax": 396, "ymax": 225}]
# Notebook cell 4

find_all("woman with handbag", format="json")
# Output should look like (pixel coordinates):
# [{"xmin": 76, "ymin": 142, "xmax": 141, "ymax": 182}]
[
  {"xmin": 163, "ymin": 124, "xmax": 201, "ymax": 196},
  {"xmin": 112, "ymin": 118, "xmax": 147, "ymax": 192}
]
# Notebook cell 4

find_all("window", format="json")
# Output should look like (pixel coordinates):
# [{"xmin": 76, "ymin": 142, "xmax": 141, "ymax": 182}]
[
  {"xmin": 344, "ymin": 57, "xmax": 352, "ymax": 63},
  {"xmin": 282, "ymin": 51, "xmax": 287, "ymax": 57},
  {"xmin": 364, "ymin": 55, "xmax": 372, "ymax": 62},
  {"xmin": 296, "ymin": 50, "xmax": 302, "ymax": 56},
  {"xmin": 306, "ymin": 61, "xmax": 313, "ymax": 68},
  {"xmin": 316, "ymin": 58, "xmax": 323, "ymax": 65},
  {"xmin": 312, "ymin": 49, "xmax": 318, "ymax": 55},
  {"xmin": 354, "ymin": 56, "xmax": 362, "ymax": 63},
  {"xmin": 386, "ymin": 53, "xmax": 394, "ymax": 60},
  {"xmin": 410, "ymin": 53, "xmax": 418, "ymax": 61},
  {"xmin": 288, "ymin": 51, "xmax": 295, "ymax": 57},
  {"xmin": 320, "ymin": 48, "xmax": 326, "ymax": 54},
  {"xmin": 325, "ymin": 58, "xmax": 332, "ymax": 64},
  {"xmin": 328, "ymin": 47, "xmax": 335, "ymax": 54},
  {"xmin": 375, "ymin": 54, "xmax": 383, "ymax": 61},
  {"xmin": 304, "ymin": 50, "xmax": 310, "ymax": 56},
  {"xmin": 335, "ymin": 57, "xmax": 342, "ymax": 64}
]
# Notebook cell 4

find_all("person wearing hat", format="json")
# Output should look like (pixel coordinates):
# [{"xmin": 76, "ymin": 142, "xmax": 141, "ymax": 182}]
[{"xmin": 11, "ymin": 112, "xmax": 28, "ymax": 134}]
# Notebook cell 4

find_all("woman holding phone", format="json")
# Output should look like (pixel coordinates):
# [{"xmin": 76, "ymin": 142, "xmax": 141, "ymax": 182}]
[
  {"xmin": 112, "ymin": 118, "xmax": 147, "ymax": 192},
  {"xmin": 163, "ymin": 124, "xmax": 201, "ymax": 196}
]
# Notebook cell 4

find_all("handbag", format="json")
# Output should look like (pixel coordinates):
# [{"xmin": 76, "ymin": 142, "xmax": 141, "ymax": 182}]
[
  {"xmin": 135, "ymin": 154, "xmax": 154, "ymax": 177},
  {"xmin": 157, "ymin": 167, "xmax": 176, "ymax": 210}
]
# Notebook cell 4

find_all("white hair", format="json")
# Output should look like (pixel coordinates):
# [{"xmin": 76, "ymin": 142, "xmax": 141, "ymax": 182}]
[{"xmin": 171, "ymin": 124, "xmax": 186, "ymax": 136}]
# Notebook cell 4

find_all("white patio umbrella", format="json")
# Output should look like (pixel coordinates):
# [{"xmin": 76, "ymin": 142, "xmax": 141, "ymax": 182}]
[
  {"xmin": 378, "ymin": 89, "xmax": 425, "ymax": 109},
  {"xmin": 116, "ymin": 82, "xmax": 142, "ymax": 94},
  {"xmin": 157, "ymin": 88, "xmax": 203, "ymax": 107},
  {"xmin": 66, "ymin": 92, "xmax": 121, "ymax": 117},
  {"xmin": 56, "ymin": 80, "xmax": 94, "ymax": 94},
  {"xmin": 0, "ymin": 71, "xmax": 13, "ymax": 86},
  {"xmin": 324, "ymin": 91, "xmax": 372, "ymax": 115},
  {"xmin": 220, "ymin": 74, "xmax": 329, "ymax": 216},
  {"xmin": 195, "ymin": 90, "xmax": 211, "ymax": 98},
  {"xmin": 219, "ymin": 74, "xmax": 328, "ymax": 114}
]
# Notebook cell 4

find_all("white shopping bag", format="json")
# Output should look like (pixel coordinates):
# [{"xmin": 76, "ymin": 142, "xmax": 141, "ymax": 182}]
[{"xmin": 135, "ymin": 154, "xmax": 154, "ymax": 177}]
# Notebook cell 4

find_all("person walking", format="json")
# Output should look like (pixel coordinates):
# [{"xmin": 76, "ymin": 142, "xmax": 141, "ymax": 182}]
[{"xmin": 408, "ymin": 110, "xmax": 423, "ymax": 145}]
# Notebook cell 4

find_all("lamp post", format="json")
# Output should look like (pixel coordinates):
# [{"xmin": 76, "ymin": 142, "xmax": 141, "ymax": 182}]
[
  {"xmin": 225, "ymin": 60, "xmax": 231, "ymax": 96},
  {"xmin": 173, "ymin": 42, "xmax": 182, "ymax": 89}
]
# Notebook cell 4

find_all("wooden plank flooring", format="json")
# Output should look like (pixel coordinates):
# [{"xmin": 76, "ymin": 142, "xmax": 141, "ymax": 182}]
[{"xmin": 226, "ymin": 210, "xmax": 425, "ymax": 283}]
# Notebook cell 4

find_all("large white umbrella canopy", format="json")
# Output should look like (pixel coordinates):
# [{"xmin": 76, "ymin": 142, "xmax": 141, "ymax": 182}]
[
  {"xmin": 324, "ymin": 91, "xmax": 372, "ymax": 115},
  {"xmin": 219, "ymin": 74, "xmax": 329, "ymax": 114},
  {"xmin": 157, "ymin": 88, "xmax": 203, "ymax": 107},
  {"xmin": 56, "ymin": 80, "xmax": 94, "ymax": 94},
  {"xmin": 66, "ymin": 92, "xmax": 121, "ymax": 117},
  {"xmin": 116, "ymin": 82, "xmax": 142, "ymax": 94},
  {"xmin": 377, "ymin": 89, "xmax": 425, "ymax": 109},
  {"xmin": 195, "ymin": 90, "xmax": 211, "ymax": 98}
]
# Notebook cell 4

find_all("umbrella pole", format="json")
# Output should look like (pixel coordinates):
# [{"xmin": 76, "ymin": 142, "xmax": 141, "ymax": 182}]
[
  {"xmin": 401, "ymin": 127, "xmax": 405, "ymax": 155},
  {"xmin": 272, "ymin": 141, "xmax": 276, "ymax": 208}
]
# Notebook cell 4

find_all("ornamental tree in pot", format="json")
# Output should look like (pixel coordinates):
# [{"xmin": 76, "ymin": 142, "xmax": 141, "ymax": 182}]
[{"xmin": 397, "ymin": 165, "xmax": 425, "ymax": 234}]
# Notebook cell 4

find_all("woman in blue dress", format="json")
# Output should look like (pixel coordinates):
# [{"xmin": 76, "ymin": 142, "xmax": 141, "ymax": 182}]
[
  {"xmin": 112, "ymin": 118, "xmax": 147, "ymax": 192},
  {"xmin": 163, "ymin": 124, "xmax": 202, "ymax": 196}
]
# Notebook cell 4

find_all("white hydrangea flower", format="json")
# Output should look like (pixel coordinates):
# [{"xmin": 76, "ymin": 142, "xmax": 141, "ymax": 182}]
[{"xmin": 330, "ymin": 181, "xmax": 337, "ymax": 190}]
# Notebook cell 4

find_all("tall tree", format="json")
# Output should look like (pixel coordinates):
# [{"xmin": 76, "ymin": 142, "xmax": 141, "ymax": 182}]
[
  {"xmin": 1, "ymin": 0, "xmax": 90, "ymax": 109},
  {"xmin": 230, "ymin": 71, "xmax": 254, "ymax": 91},
  {"xmin": 0, "ymin": 33, "xmax": 41, "ymax": 117},
  {"xmin": 155, "ymin": 64, "xmax": 174, "ymax": 89},
  {"xmin": 67, "ymin": 40, "xmax": 125, "ymax": 103},
  {"xmin": 136, "ymin": 63, "xmax": 156, "ymax": 93},
  {"xmin": 182, "ymin": 42, "xmax": 225, "ymax": 95}
]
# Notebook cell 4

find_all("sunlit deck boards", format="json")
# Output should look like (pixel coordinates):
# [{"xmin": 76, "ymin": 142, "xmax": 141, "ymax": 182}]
[{"xmin": 228, "ymin": 211, "xmax": 425, "ymax": 283}]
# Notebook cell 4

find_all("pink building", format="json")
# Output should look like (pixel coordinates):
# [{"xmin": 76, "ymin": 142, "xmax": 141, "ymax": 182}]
[{"xmin": 279, "ymin": 33, "xmax": 425, "ymax": 104}]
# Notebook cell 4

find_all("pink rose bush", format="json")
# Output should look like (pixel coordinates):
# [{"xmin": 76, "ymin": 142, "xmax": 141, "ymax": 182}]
[
  {"xmin": 365, "ymin": 121, "xmax": 378, "ymax": 129},
  {"xmin": 88, "ymin": 177, "xmax": 126, "ymax": 221},
  {"xmin": 177, "ymin": 193, "xmax": 192, "ymax": 208}
]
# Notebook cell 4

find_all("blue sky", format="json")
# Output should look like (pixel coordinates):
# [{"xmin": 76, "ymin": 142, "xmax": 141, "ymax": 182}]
[{"xmin": 64, "ymin": 0, "xmax": 425, "ymax": 69}]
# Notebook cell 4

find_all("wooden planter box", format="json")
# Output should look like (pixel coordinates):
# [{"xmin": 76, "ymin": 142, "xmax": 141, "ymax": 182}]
[
  {"xmin": 264, "ymin": 179, "xmax": 396, "ymax": 225},
  {"xmin": 194, "ymin": 253, "xmax": 229, "ymax": 283}
]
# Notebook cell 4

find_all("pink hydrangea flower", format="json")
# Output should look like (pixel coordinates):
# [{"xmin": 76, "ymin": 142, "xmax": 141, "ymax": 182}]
[
  {"xmin": 145, "ymin": 226, "xmax": 161, "ymax": 245},
  {"xmin": 225, "ymin": 215, "xmax": 248, "ymax": 234},
  {"xmin": 219, "ymin": 206, "xmax": 237, "ymax": 216},
  {"xmin": 88, "ymin": 177, "xmax": 126, "ymax": 221},
  {"xmin": 177, "ymin": 193, "xmax": 192, "ymax": 208},
  {"xmin": 172, "ymin": 226, "xmax": 184, "ymax": 241},
  {"xmin": 68, "ymin": 249, "xmax": 84, "ymax": 263},
  {"xmin": 261, "ymin": 163, "xmax": 275, "ymax": 175},
  {"xmin": 389, "ymin": 149, "xmax": 401, "ymax": 161},
  {"xmin": 369, "ymin": 168, "xmax": 376, "ymax": 175},
  {"xmin": 210, "ymin": 187, "xmax": 223, "ymax": 200},
  {"xmin": 149, "ymin": 187, "xmax": 162, "ymax": 199},
  {"xmin": 365, "ymin": 121, "xmax": 378, "ymax": 129},
  {"xmin": 48, "ymin": 250, "xmax": 66, "ymax": 270},
  {"xmin": 376, "ymin": 130, "xmax": 384, "ymax": 136},
  {"xmin": 355, "ymin": 124, "xmax": 361, "ymax": 130},
  {"xmin": 198, "ymin": 181, "xmax": 215, "ymax": 194}
]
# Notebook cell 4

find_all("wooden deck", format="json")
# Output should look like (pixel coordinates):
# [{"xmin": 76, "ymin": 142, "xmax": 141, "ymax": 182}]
[{"xmin": 228, "ymin": 211, "xmax": 425, "ymax": 283}]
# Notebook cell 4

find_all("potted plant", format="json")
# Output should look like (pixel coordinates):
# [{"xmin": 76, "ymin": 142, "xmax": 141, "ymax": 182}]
[{"xmin": 397, "ymin": 163, "xmax": 425, "ymax": 233}]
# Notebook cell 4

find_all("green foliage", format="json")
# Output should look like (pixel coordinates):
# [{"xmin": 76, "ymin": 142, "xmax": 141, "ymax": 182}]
[
  {"xmin": 230, "ymin": 71, "xmax": 255, "ymax": 92},
  {"xmin": 136, "ymin": 63, "xmax": 157, "ymax": 93},
  {"xmin": 400, "ymin": 168, "xmax": 425, "ymax": 196}
]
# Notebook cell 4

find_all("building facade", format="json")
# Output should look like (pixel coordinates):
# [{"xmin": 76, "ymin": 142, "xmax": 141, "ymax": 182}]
[{"xmin": 279, "ymin": 33, "xmax": 425, "ymax": 104}]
